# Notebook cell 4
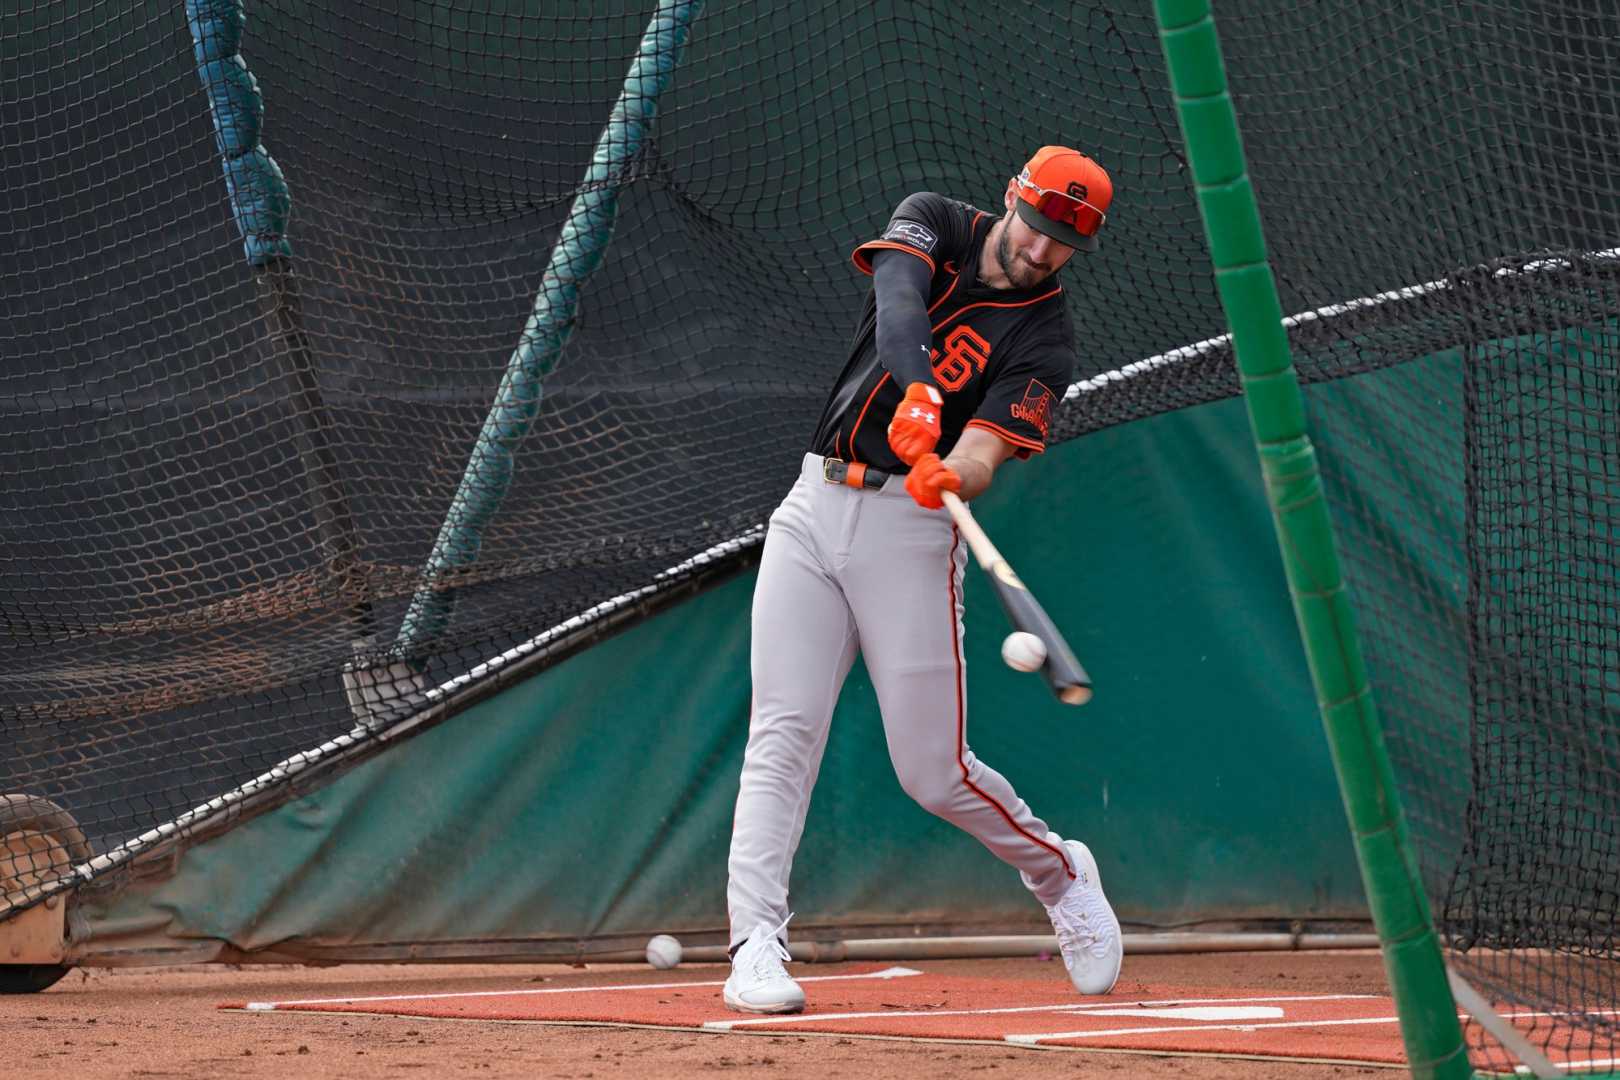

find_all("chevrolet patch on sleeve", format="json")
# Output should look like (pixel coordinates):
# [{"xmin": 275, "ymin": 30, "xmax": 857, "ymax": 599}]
[{"xmin": 882, "ymin": 219, "xmax": 938, "ymax": 254}]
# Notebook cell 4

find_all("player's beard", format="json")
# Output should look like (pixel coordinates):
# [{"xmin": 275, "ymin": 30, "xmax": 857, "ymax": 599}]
[{"xmin": 995, "ymin": 218, "xmax": 1053, "ymax": 289}]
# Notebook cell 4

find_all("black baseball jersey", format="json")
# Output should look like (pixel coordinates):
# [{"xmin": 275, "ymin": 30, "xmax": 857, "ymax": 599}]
[{"xmin": 809, "ymin": 192, "xmax": 1077, "ymax": 472}]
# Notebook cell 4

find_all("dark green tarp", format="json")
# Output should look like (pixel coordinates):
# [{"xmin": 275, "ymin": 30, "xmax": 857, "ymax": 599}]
[{"xmin": 76, "ymin": 396, "xmax": 1370, "ymax": 964}]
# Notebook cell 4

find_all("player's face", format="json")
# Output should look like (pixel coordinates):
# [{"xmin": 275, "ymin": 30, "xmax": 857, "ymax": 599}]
[
  {"xmin": 995, "ymin": 212, "xmax": 1075, "ymax": 288},
  {"xmin": 996, "ymin": 184, "xmax": 1076, "ymax": 288}
]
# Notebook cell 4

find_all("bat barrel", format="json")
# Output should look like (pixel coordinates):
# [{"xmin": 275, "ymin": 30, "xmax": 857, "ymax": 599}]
[
  {"xmin": 941, "ymin": 492, "xmax": 1092, "ymax": 706},
  {"xmin": 1060, "ymin": 684, "xmax": 1093, "ymax": 706},
  {"xmin": 990, "ymin": 559, "xmax": 1092, "ymax": 706}
]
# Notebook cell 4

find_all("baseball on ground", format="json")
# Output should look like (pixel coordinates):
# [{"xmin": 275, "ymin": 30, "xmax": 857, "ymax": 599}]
[
  {"xmin": 645, "ymin": 933, "xmax": 682, "ymax": 970},
  {"xmin": 1001, "ymin": 631, "xmax": 1047, "ymax": 672}
]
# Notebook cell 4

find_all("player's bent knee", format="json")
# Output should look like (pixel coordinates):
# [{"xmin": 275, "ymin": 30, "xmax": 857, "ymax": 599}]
[{"xmin": 896, "ymin": 770, "xmax": 963, "ymax": 818}]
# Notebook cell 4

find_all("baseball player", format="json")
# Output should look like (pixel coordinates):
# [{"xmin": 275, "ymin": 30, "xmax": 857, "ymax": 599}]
[{"xmin": 723, "ymin": 147, "xmax": 1123, "ymax": 1014}]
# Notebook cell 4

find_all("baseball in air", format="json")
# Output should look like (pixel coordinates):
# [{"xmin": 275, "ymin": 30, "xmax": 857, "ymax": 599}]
[
  {"xmin": 645, "ymin": 934, "xmax": 683, "ymax": 970},
  {"xmin": 1001, "ymin": 631, "xmax": 1048, "ymax": 673}
]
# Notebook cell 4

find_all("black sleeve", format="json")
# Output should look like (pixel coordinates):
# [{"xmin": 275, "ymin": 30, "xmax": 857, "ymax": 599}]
[
  {"xmin": 871, "ymin": 249, "xmax": 935, "ymax": 389},
  {"xmin": 967, "ymin": 334, "xmax": 1075, "ymax": 459},
  {"xmin": 851, "ymin": 192, "xmax": 969, "ymax": 276}
]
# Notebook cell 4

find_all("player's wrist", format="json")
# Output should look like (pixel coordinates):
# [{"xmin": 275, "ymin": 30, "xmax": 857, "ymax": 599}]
[
  {"xmin": 888, "ymin": 382, "xmax": 944, "ymax": 466},
  {"xmin": 941, "ymin": 454, "xmax": 989, "ymax": 500},
  {"xmin": 902, "ymin": 381, "xmax": 943, "ymax": 406}
]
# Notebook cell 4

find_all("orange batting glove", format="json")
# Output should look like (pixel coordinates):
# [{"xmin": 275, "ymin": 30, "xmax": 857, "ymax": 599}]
[
  {"xmin": 905, "ymin": 452, "xmax": 961, "ymax": 510},
  {"xmin": 887, "ymin": 382, "xmax": 944, "ymax": 465}
]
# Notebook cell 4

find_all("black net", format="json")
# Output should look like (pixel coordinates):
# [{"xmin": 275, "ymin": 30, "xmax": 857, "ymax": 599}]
[
  {"xmin": 1, "ymin": 0, "xmax": 1617, "ymax": 1066},
  {"xmin": 0, "ymin": 0, "xmax": 1226, "ymax": 909},
  {"xmin": 1217, "ymin": 0, "xmax": 1620, "ymax": 1071}
]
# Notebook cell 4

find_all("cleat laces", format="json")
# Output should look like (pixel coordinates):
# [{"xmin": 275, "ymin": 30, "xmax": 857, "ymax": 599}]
[
  {"xmin": 739, "ymin": 912, "xmax": 795, "ymax": 980},
  {"xmin": 1051, "ymin": 874, "xmax": 1115, "ymax": 962}
]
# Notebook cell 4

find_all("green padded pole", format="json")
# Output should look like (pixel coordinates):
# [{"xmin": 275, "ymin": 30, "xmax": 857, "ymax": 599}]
[
  {"xmin": 393, "ymin": 0, "xmax": 706, "ymax": 661},
  {"xmin": 185, "ymin": 0, "xmax": 376, "ymax": 651},
  {"xmin": 1152, "ymin": 3, "xmax": 1471, "ymax": 1078}
]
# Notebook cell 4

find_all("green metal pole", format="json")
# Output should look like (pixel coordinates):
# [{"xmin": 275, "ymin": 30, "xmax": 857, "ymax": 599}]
[
  {"xmin": 392, "ymin": 0, "xmax": 706, "ymax": 661},
  {"xmin": 1152, "ymin": 4, "xmax": 1471, "ymax": 1078}
]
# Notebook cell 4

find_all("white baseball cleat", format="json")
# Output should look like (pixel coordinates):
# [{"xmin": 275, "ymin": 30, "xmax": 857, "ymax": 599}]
[
  {"xmin": 723, "ymin": 917, "xmax": 805, "ymax": 1014},
  {"xmin": 1038, "ymin": 835, "xmax": 1123, "ymax": 995}
]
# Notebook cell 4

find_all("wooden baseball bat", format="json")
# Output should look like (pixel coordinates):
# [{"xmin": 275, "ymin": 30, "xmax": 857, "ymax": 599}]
[{"xmin": 940, "ymin": 491, "xmax": 1092, "ymax": 705}]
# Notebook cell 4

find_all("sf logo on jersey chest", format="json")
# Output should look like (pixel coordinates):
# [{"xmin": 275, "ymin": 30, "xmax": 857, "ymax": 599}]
[{"xmin": 929, "ymin": 325, "xmax": 992, "ymax": 391}]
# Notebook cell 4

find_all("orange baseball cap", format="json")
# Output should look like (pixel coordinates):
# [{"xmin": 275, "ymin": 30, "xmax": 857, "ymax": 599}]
[{"xmin": 1013, "ymin": 146, "xmax": 1114, "ymax": 252}]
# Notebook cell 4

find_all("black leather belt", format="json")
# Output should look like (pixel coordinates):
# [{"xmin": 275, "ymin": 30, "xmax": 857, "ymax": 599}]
[{"xmin": 822, "ymin": 457, "xmax": 891, "ymax": 490}]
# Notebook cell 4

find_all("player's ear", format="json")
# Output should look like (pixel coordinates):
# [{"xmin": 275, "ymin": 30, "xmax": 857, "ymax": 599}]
[{"xmin": 1003, "ymin": 178, "xmax": 1018, "ymax": 212}]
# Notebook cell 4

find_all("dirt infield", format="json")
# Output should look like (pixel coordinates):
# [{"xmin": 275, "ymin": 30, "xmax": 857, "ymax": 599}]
[{"xmin": 4, "ymin": 950, "xmax": 1400, "ymax": 1078}]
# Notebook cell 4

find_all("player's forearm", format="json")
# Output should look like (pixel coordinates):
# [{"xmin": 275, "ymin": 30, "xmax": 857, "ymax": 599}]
[
  {"xmin": 871, "ymin": 250, "xmax": 936, "ymax": 388},
  {"xmin": 942, "ymin": 452, "xmax": 994, "ymax": 501},
  {"xmin": 941, "ymin": 427, "xmax": 1018, "ymax": 501}
]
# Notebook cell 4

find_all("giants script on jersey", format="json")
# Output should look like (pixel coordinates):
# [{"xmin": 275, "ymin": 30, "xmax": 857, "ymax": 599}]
[{"xmin": 1010, "ymin": 379, "xmax": 1056, "ymax": 439}]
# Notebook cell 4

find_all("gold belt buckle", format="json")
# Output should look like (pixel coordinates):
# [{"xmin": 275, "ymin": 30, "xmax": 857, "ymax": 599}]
[{"xmin": 822, "ymin": 457, "xmax": 844, "ymax": 484}]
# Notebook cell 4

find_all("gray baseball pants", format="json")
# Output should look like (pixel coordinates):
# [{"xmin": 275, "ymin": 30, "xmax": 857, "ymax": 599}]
[{"xmin": 727, "ymin": 453, "xmax": 1077, "ymax": 947}]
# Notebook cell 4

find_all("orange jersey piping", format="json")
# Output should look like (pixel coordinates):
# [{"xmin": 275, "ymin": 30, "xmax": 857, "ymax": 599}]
[
  {"xmin": 965, "ymin": 418, "xmax": 1045, "ymax": 454},
  {"xmin": 944, "ymin": 527, "xmax": 1074, "ymax": 879},
  {"xmin": 930, "ymin": 284, "xmax": 1063, "ymax": 333},
  {"xmin": 851, "ymin": 241, "xmax": 935, "ymax": 276},
  {"xmin": 924, "ymin": 212, "xmax": 985, "ymax": 315},
  {"xmin": 928, "ymin": 263, "xmax": 965, "ymax": 316},
  {"xmin": 845, "ymin": 371, "xmax": 891, "ymax": 465}
]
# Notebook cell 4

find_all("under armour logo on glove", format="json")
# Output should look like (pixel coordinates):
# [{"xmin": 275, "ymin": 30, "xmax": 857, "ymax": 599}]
[{"xmin": 888, "ymin": 381, "xmax": 944, "ymax": 466}]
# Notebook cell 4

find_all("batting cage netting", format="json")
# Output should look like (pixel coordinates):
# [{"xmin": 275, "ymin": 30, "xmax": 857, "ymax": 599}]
[{"xmin": 3, "ymin": 0, "xmax": 1617, "ymax": 1065}]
